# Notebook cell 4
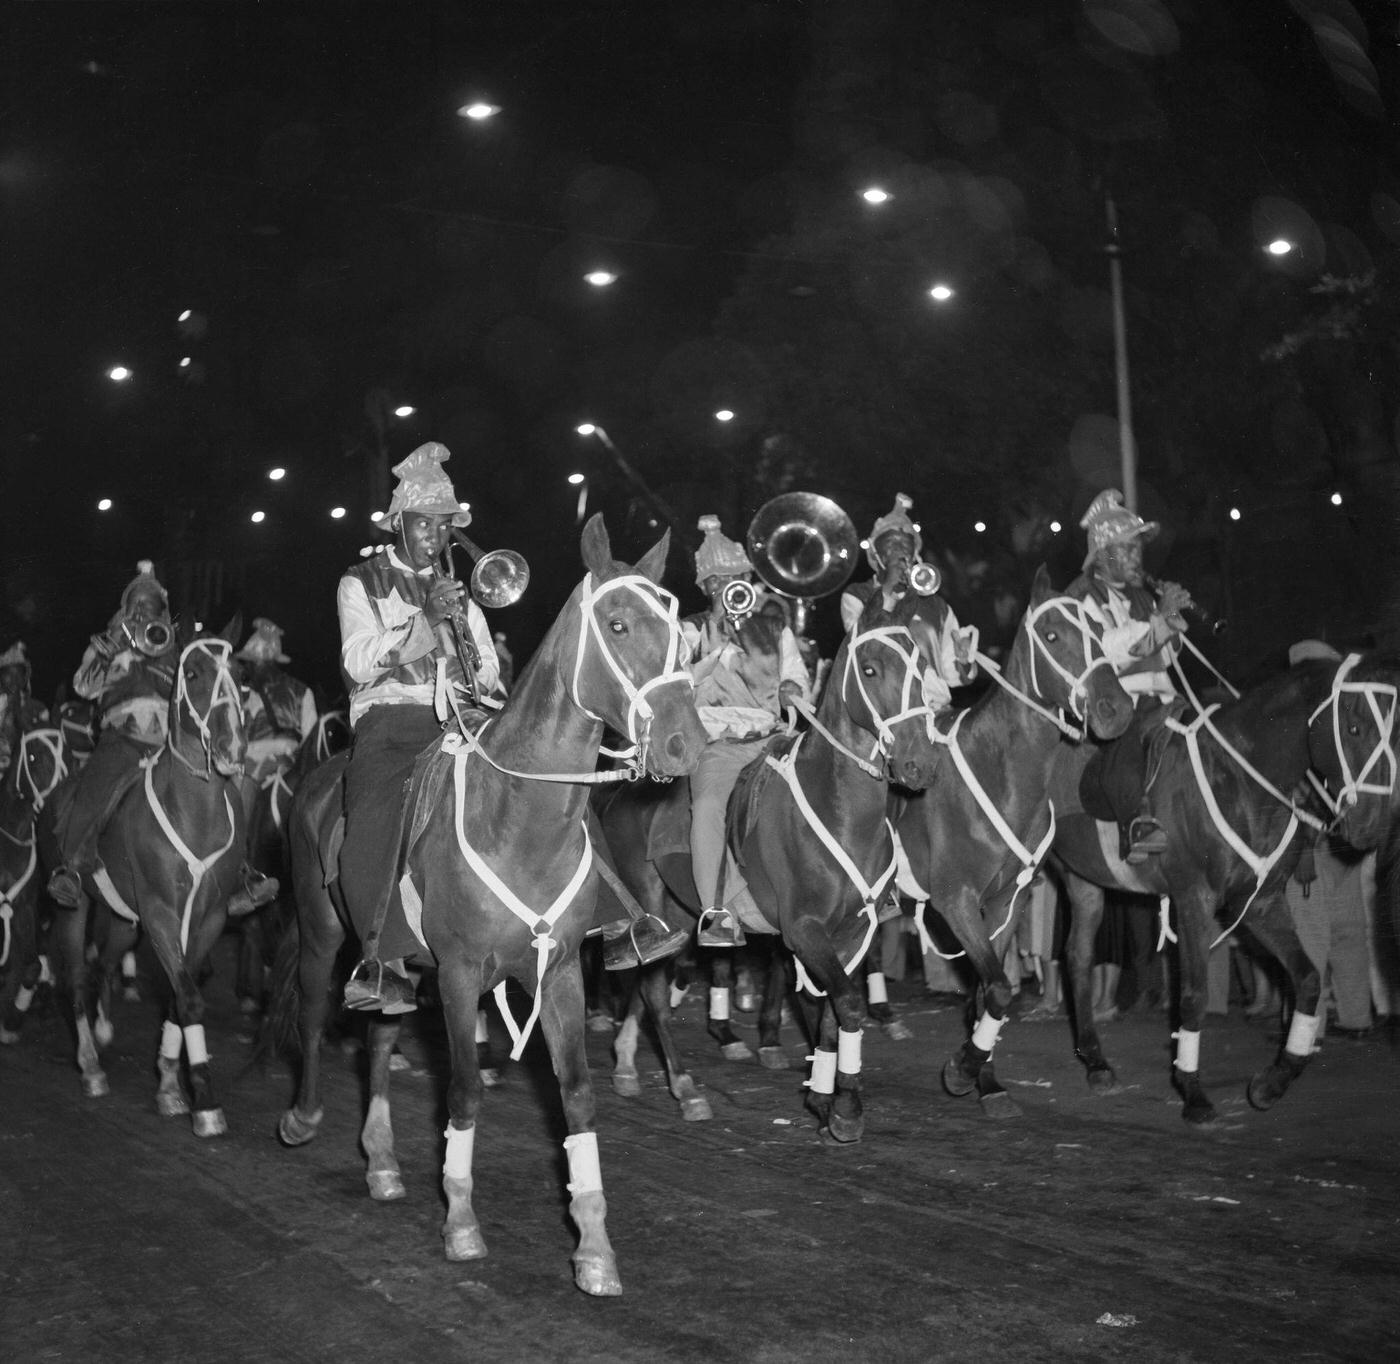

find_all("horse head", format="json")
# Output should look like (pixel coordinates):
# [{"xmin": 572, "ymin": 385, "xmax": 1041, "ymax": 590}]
[
  {"xmin": 12, "ymin": 725, "xmax": 67, "ymax": 813},
  {"xmin": 1012, "ymin": 566, "xmax": 1133, "ymax": 741},
  {"xmin": 56, "ymin": 699, "xmax": 97, "ymax": 767},
  {"xmin": 835, "ymin": 597, "xmax": 941, "ymax": 789},
  {"xmin": 1305, "ymin": 652, "xmax": 1398, "ymax": 850},
  {"xmin": 168, "ymin": 620, "xmax": 246, "ymax": 781},
  {"xmin": 574, "ymin": 514, "xmax": 706, "ymax": 779}
]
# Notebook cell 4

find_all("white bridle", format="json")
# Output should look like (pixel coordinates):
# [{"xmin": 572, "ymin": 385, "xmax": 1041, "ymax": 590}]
[
  {"xmin": 15, "ymin": 727, "xmax": 67, "ymax": 812},
  {"xmin": 171, "ymin": 639, "xmax": 245, "ymax": 779},
  {"xmin": 1021, "ymin": 595, "xmax": 1118, "ymax": 729},
  {"xmin": 841, "ymin": 623, "xmax": 934, "ymax": 766},
  {"xmin": 1307, "ymin": 653, "xmax": 1398, "ymax": 812},
  {"xmin": 570, "ymin": 571, "xmax": 692, "ymax": 773}
]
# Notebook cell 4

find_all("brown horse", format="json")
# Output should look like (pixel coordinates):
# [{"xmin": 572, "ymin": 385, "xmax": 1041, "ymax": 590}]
[
  {"xmin": 894, "ymin": 566, "xmax": 1135, "ymax": 1116},
  {"xmin": 42, "ymin": 625, "xmax": 248, "ymax": 1133},
  {"xmin": 1050, "ymin": 651, "xmax": 1398, "ymax": 1124},
  {"xmin": 596, "ymin": 594, "xmax": 941, "ymax": 1140},
  {"xmin": 0, "ymin": 724, "xmax": 68, "ymax": 1043},
  {"xmin": 276, "ymin": 516, "xmax": 704, "ymax": 1294}
]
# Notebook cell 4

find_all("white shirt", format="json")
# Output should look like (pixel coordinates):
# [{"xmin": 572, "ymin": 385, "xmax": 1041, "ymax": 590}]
[{"xmin": 1078, "ymin": 582, "xmax": 1178, "ymax": 704}]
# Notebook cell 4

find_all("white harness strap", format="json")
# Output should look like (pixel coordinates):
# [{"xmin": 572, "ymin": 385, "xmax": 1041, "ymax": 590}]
[
  {"xmin": 261, "ymin": 767, "xmax": 295, "ymax": 830},
  {"xmin": 141, "ymin": 755, "xmax": 238, "ymax": 952},
  {"xmin": 0, "ymin": 841, "xmax": 36, "ymax": 967},
  {"xmin": 446, "ymin": 736, "xmax": 594, "ymax": 1060},
  {"xmin": 1309, "ymin": 653, "xmax": 1397, "ymax": 809},
  {"xmin": 1168, "ymin": 710, "xmax": 1298, "ymax": 949},
  {"xmin": 763, "ymin": 735, "xmax": 897, "ymax": 996},
  {"xmin": 843, "ymin": 624, "xmax": 934, "ymax": 759}
]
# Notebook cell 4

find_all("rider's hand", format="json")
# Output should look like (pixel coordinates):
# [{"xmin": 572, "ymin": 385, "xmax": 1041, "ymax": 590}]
[
  {"xmin": 89, "ymin": 631, "xmax": 118, "ymax": 662},
  {"xmin": 778, "ymin": 680, "xmax": 803, "ymax": 710},
  {"xmin": 423, "ymin": 578, "xmax": 465, "ymax": 628},
  {"xmin": 1154, "ymin": 581, "xmax": 1191, "ymax": 625}
]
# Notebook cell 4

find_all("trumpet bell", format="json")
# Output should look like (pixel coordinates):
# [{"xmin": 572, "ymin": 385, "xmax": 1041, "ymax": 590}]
[
  {"xmin": 909, "ymin": 562, "xmax": 941, "ymax": 596},
  {"xmin": 720, "ymin": 579, "xmax": 758, "ymax": 621},
  {"xmin": 746, "ymin": 492, "xmax": 859, "ymax": 602},
  {"xmin": 470, "ymin": 549, "xmax": 530, "ymax": 610}
]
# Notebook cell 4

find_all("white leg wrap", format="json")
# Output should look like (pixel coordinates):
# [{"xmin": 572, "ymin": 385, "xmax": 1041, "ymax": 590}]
[
  {"xmin": 669, "ymin": 982, "xmax": 689, "ymax": 1010},
  {"xmin": 121, "ymin": 951, "xmax": 136, "ymax": 978},
  {"xmin": 837, "ymin": 1028, "xmax": 863, "ymax": 1076},
  {"xmin": 183, "ymin": 1024, "xmax": 208, "ymax": 1066},
  {"xmin": 1174, "ymin": 1028, "xmax": 1201, "ymax": 1073},
  {"xmin": 867, "ymin": 971, "xmax": 888, "ymax": 1005},
  {"xmin": 443, "ymin": 1123, "xmax": 475, "ymax": 1180},
  {"xmin": 805, "ymin": 1048, "xmax": 837, "ymax": 1095},
  {"xmin": 160, "ymin": 1020, "xmax": 183, "ymax": 1060},
  {"xmin": 474, "ymin": 1010, "xmax": 489, "ymax": 1045},
  {"xmin": 15, "ymin": 985, "xmax": 35, "ymax": 1014},
  {"xmin": 971, "ymin": 1011, "xmax": 1005, "ymax": 1054},
  {"xmin": 708, "ymin": 987, "xmax": 730, "ymax": 1021},
  {"xmin": 38, "ymin": 955, "xmax": 54, "ymax": 986},
  {"xmin": 1286, "ymin": 1011, "xmax": 1320, "ymax": 1058},
  {"xmin": 564, "ymin": 1131, "xmax": 603, "ymax": 1195}
]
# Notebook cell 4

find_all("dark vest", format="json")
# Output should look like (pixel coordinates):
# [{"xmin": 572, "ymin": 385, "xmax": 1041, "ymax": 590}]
[
  {"xmin": 342, "ymin": 556, "xmax": 469, "ymax": 694},
  {"xmin": 684, "ymin": 608, "xmax": 787, "ymax": 714}
]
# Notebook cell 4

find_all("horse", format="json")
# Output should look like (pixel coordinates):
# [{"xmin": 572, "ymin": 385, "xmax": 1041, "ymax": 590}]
[
  {"xmin": 595, "ymin": 593, "xmax": 942, "ymax": 1139},
  {"xmin": 41, "ymin": 623, "xmax": 249, "ymax": 1132},
  {"xmin": 0, "ymin": 724, "xmax": 69, "ymax": 1043},
  {"xmin": 276, "ymin": 515, "xmax": 705, "ymax": 1294},
  {"xmin": 893, "ymin": 565, "xmax": 1135, "ymax": 1116},
  {"xmin": 1048, "ymin": 651, "xmax": 1398, "ymax": 1124}
]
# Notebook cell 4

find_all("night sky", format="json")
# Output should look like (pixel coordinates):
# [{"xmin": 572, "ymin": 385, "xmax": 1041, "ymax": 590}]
[{"xmin": 3, "ymin": 1, "xmax": 1397, "ymax": 701}]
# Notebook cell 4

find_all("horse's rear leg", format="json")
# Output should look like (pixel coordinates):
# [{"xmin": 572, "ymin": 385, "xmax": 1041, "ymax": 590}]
[
  {"xmin": 436, "ymin": 958, "xmax": 488, "ymax": 1263},
  {"xmin": 1062, "ymin": 872, "xmax": 1119, "ymax": 1093},
  {"xmin": 363, "ymin": 1017, "xmax": 406, "ymax": 1199},
  {"xmin": 757, "ymin": 941, "xmax": 793, "ymax": 1069},
  {"xmin": 147, "ymin": 915, "xmax": 226, "ymax": 1137},
  {"xmin": 705, "ymin": 949, "xmax": 754, "ymax": 1061},
  {"xmin": 54, "ymin": 899, "xmax": 109, "ymax": 1097},
  {"xmin": 1171, "ymin": 888, "xmax": 1219, "ymax": 1126},
  {"xmin": 786, "ymin": 928, "xmax": 868, "ymax": 1143},
  {"xmin": 1243, "ymin": 892, "xmax": 1320, "ymax": 1112},
  {"xmin": 632, "ymin": 961, "xmax": 711, "ymax": 1120},
  {"xmin": 540, "ymin": 960, "xmax": 621, "ymax": 1297}
]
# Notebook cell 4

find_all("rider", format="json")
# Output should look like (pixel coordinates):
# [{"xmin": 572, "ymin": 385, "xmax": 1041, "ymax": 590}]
[
  {"xmin": 683, "ymin": 514, "xmax": 810, "ymax": 948},
  {"xmin": 1066, "ymin": 489, "xmax": 1192, "ymax": 864},
  {"xmin": 840, "ymin": 493, "xmax": 977, "ymax": 710},
  {"xmin": 337, "ymin": 442, "xmax": 500, "ymax": 1013},
  {"xmin": 234, "ymin": 617, "xmax": 316, "ymax": 821},
  {"xmin": 0, "ymin": 642, "xmax": 50, "ymax": 775}
]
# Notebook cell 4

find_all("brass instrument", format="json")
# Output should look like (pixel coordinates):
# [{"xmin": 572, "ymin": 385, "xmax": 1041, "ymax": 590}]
[
  {"xmin": 908, "ymin": 562, "xmax": 941, "ymax": 596},
  {"xmin": 720, "ymin": 578, "xmax": 758, "ymax": 624},
  {"xmin": 122, "ymin": 617, "xmax": 174, "ymax": 657},
  {"xmin": 434, "ymin": 531, "xmax": 531, "ymax": 705},
  {"xmin": 1146, "ymin": 575, "xmax": 1226, "ymax": 636},
  {"xmin": 745, "ymin": 492, "xmax": 859, "ymax": 636}
]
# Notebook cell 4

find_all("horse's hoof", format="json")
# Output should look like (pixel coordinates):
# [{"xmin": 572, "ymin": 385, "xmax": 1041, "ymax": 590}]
[
  {"xmin": 720, "ymin": 1041, "xmax": 754, "ymax": 1063},
  {"xmin": 825, "ymin": 1112, "xmax": 864, "ymax": 1144},
  {"xmin": 611, "ymin": 1071, "xmax": 642, "ymax": 1098},
  {"xmin": 573, "ymin": 1253, "xmax": 623, "ymax": 1297},
  {"xmin": 680, "ymin": 1095, "xmax": 713, "ymax": 1122},
  {"xmin": 82, "ymin": 1074, "xmax": 110, "ymax": 1099},
  {"xmin": 1086, "ymin": 1066, "xmax": 1121, "ymax": 1095},
  {"xmin": 156, "ymin": 1089, "xmax": 189, "ymax": 1117},
  {"xmin": 192, "ymin": 1108, "xmax": 228, "ymax": 1138},
  {"xmin": 367, "ymin": 1169, "xmax": 406, "ymax": 1201},
  {"xmin": 881, "ymin": 1018, "xmax": 914, "ymax": 1042},
  {"xmin": 942, "ymin": 1057, "xmax": 976, "ymax": 1098},
  {"xmin": 479, "ymin": 1066, "xmax": 502, "ymax": 1089},
  {"xmin": 1182, "ymin": 1102, "xmax": 1217, "ymax": 1127},
  {"xmin": 444, "ymin": 1226, "xmax": 488, "ymax": 1261},
  {"xmin": 94, "ymin": 1018, "xmax": 114, "ymax": 1048},
  {"xmin": 277, "ymin": 1107, "xmax": 322, "ymax": 1146},
  {"xmin": 1247, "ymin": 1071, "xmax": 1282, "ymax": 1112},
  {"xmin": 758, "ymin": 1046, "xmax": 789, "ymax": 1070},
  {"xmin": 979, "ymin": 1091, "xmax": 1023, "ymax": 1120}
]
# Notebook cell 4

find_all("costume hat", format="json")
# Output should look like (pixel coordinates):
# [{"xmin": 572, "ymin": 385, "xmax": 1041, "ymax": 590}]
[
  {"xmin": 120, "ymin": 560, "xmax": 169, "ymax": 613},
  {"xmin": 1079, "ymin": 489, "xmax": 1158, "ymax": 570},
  {"xmin": 866, "ymin": 493, "xmax": 923, "ymax": 571},
  {"xmin": 0, "ymin": 641, "xmax": 29, "ymax": 673},
  {"xmin": 386, "ymin": 442, "xmax": 473, "ymax": 530},
  {"xmin": 237, "ymin": 618, "xmax": 291, "ymax": 665},
  {"xmin": 694, "ymin": 514, "xmax": 753, "ymax": 585}
]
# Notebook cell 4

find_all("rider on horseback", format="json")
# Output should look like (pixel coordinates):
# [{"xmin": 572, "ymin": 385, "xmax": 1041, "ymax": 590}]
[
  {"xmin": 0, "ymin": 642, "xmax": 49, "ymax": 776},
  {"xmin": 338, "ymin": 442, "xmax": 499, "ymax": 1013},
  {"xmin": 840, "ymin": 493, "xmax": 977, "ymax": 708},
  {"xmin": 684, "ymin": 515, "xmax": 810, "ymax": 949},
  {"xmin": 1066, "ymin": 490, "xmax": 1192, "ymax": 864},
  {"xmin": 234, "ymin": 617, "xmax": 316, "ymax": 798}
]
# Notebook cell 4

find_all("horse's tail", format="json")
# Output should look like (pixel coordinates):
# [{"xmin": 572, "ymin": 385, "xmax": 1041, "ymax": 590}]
[{"xmin": 251, "ymin": 914, "xmax": 303, "ymax": 1065}]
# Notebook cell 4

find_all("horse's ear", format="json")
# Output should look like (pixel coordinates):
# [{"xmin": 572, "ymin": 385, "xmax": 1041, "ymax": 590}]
[
  {"xmin": 173, "ymin": 609, "xmax": 196, "ymax": 648},
  {"xmin": 218, "ymin": 613, "xmax": 242, "ymax": 649},
  {"xmin": 633, "ymin": 528, "xmax": 671, "ymax": 585},
  {"xmin": 1029, "ymin": 564, "xmax": 1052, "ymax": 604},
  {"xmin": 580, "ymin": 514, "xmax": 612, "ymax": 577}
]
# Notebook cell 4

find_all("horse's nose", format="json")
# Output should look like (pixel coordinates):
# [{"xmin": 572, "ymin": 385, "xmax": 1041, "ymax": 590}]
[{"xmin": 665, "ymin": 730, "xmax": 691, "ymax": 764}]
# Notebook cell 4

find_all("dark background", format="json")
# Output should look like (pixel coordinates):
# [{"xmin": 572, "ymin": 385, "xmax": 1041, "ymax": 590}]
[{"xmin": 4, "ymin": 0, "xmax": 1398, "ymax": 702}]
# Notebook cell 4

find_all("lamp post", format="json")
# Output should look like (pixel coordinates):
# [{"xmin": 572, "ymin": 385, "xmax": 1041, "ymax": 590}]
[
  {"xmin": 1105, "ymin": 194, "xmax": 1139, "ymax": 513},
  {"xmin": 575, "ymin": 423, "xmax": 681, "ymax": 535}
]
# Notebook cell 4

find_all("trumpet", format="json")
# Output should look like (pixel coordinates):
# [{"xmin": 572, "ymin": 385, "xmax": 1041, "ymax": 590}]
[
  {"xmin": 122, "ymin": 617, "xmax": 174, "ymax": 657},
  {"xmin": 720, "ymin": 578, "xmax": 758, "ymax": 624},
  {"xmin": 434, "ymin": 531, "xmax": 532, "ymax": 705},
  {"xmin": 1146, "ymin": 576, "xmax": 1227, "ymax": 636},
  {"xmin": 881, "ymin": 554, "xmax": 941, "ymax": 598}
]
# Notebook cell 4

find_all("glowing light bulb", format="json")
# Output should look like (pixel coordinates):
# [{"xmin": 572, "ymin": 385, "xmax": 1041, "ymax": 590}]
[
  {"xmin": 928, "ymin": 284, "xmax": 954, "ymax": 302},
  {"xmin": 330, "ymin": 506, "xmax": 346, "ymax": 519},
  {"xmin": 250, "ymin": 510, "xmax": 266, "ymax": 524},
  {"xmin": 97, "ymin": 498, "xmax": 113, "ymax": 512},
  {"xmin": 861, "ymin": 188, "xmax": 890, "ymax": 205}
]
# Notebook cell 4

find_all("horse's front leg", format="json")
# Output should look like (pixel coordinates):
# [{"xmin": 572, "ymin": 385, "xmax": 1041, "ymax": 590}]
[
  {"xmin": 1171, "ymin": 887, "xmax": 1218, "ymax": 1126},
  {"xmin": 705, "ymin": 948, "xmax": 754, "ymax": 1061},
  {"xmin": 931, "ymin": 886, "xmax": 1022, "ymax": 1118},
  {"xmin": 147, "ymin": 910, "xmax": 226, "ymax": 1137},
  {"xmin": 1244, "ymin": 890, "xmax": 1321, "ymax": 1112},
  {"xmin": 630, "ymin": 959, "xmax": 712, "ymax": 1120},
  {"xmin": 53, "ymin": 897, "xmax": 108, "ymax": 1097},
  {"xmin": 435, "ymin": 955, "xmax": 488, "ymax": 1263},
  {"xmin": 787, "ymin": 922, "xmax": 867, "ymax": 1143},
  {"xmin": 539, "ymin": 956, "xmax": 621, "ymax": 1297},
  {"xmin": 757, "ymin": 939, "xmax": 793, "ymax": 1069},
  {"xmin": 362, "ymin": 1015, "xmax": 406, "ymax": 1199},
  {"xmin": 1061, "ymin": 870, "xmax": 1118, "ymax": 1092}
]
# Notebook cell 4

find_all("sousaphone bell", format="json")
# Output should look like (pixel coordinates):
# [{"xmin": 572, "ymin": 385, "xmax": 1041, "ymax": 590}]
[{"xmin": 745, "ymin": 492, "xmax": 859, "ymax": 635}]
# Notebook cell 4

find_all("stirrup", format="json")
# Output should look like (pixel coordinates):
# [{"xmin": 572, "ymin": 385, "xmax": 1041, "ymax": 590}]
[
  {"xmin": 697, "ymin": 907, "xmax": 744, "ymax": 949},
  {"xmin": 603, "ymin": 915, "xmax": 691, "ymax": 971}
]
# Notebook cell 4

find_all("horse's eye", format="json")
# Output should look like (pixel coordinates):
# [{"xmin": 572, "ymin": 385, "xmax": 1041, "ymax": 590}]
[
  {"xmin": 861, "ymin": 664, "xmax": 877, "ymax": 678},
  {"xmin": 609, "ymin": 619, "xmax": 627, "ymax": 636},
  {"xmin": 1044, "ymin": 630, "xmax": 1058, "ymax": 644},
  {"xmin": 1348, "ymin": 721, "xmax": 1361, "ymax": 736}
]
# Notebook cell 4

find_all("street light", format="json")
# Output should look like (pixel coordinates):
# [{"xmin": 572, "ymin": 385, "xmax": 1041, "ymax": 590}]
[
  {"xmin": 1266, "ymin": 239, "xmax": 1294, "ymax": 257},
  {"xmin": 568, "ymin": 472, "xmax": 588, "ymax": 524},
  {"xmin": 107, "ymin": 366, "xmax": 132, "ymax": 382},
  {"xmin": 393, "ymin": 404, "xmax": 416, "ymax": 418},
  {"xmin": 861, "ymin": 187, "xmax": 890, "ymax": 205},
  {"xmin": 927, "ymin": 284, "xmax": 954, "ymax": 302},
  {"xmin": 267, "ymin": 467, "xmax": 287, "ymax": 482},
  {"xmin": 97, "ymin": 498, "xmax": 113, "ymax": 512},
  {"xmin": 1049, "ymin": 520, "xmax": 1062, "ymax": 534},
  {"xmin": 1331, "ymin": 491, "xmax": 1343, "ymax": 506},
  {"xmin": 714, "ymin": 409, "xmax": 735, "ymax": 422},
  {"xmin": 1229, "ymin": 507, "xmax": 1242, "ymax": 521},
  {"xmin": 250, "ymin": 510, "xmax": 266, "ymax": 524},
  {"xmin": 458, "ymin": 102, "xmax": 500, "ymax": 120},
  {"xmin": 974, "ymin": 520, "xmax": 987, "ymax": 534},
  {"xmin": 330, "ymin": 506, "xmax": 347, "ymax": 520},
  {"xmin": 575, "ymin": 422, "xmax": 680, "ymax": 533},
  {"xmin": 584, "ymin": 270, "xmax": 617, "ymax": 287}
]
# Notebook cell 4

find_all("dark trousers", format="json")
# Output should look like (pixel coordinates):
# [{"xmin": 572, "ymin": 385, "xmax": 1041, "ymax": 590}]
[
  {"xmin": 51, "ymin": 729, "xmax": 155, "ymax": 872},
  {"xmin": 341, "ymin": 704, "xmax": 444, "ymax": 963},
  {"xmin": 1097, "ymin": 698, "xmax": 1163, "ymax": 828}
]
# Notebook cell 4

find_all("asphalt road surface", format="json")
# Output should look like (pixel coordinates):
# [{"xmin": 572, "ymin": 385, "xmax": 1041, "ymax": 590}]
[{"xmin": 2, "ymin": 943, "xmax": 1397, "ymax": 1364}]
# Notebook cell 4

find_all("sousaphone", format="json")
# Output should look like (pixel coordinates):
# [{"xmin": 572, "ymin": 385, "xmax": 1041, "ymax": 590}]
[{"xmin": 745, "ymin": 492, "xmax": 859, "ymax": 634}]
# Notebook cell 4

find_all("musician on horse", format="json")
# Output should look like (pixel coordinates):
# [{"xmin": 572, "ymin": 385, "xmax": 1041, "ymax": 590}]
[
  {"xmin": 234, "ymin": 617, "xmax": 316, "ymax": 807},
  {"xmin": 684, "ymin": 514, "xmax": 811, "ymax": 949},
  {"xmin": 1065, "ymin": 489, "xmax": 1194, "ymax": 864},
  {"xmin": 0, "ymin": 642, "xmax": 49, "ymax": 775},
  {"xmin": 840, "ymin": 492, "xmax": 977, "ymax": 710}
]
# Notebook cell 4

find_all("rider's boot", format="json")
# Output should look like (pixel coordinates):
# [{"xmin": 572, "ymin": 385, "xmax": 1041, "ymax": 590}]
[
  {"xmin": 697, "ymin": 906, "xmax": 745, "ymax": 949},
  {"xmin": 344, "ymin": 957, "xmax": 418, "ymax": 1015},
  {"xmin": 227, "ymin": 862, "xmax": 280, "ymax": 918},
  {"xmin": 602, "ymin": 915, "xmax": 691, "ymax": 971}
]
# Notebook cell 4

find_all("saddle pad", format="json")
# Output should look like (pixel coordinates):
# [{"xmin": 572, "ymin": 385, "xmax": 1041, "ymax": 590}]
[
  {"xmin": 402, "ymin": 737, "xmax": 459, "ymax": 868},
  {"xmin": 1077, "ymin": 746, "xmax": 1117, "ymax": 823},
  {"xmin": 727, "ymin": 732, "xmax": 796, "ymax": 852}
]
